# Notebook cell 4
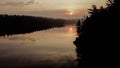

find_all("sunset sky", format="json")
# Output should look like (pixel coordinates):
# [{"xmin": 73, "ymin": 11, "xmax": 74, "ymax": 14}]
[{"xmin": 0, "ymin": 0, "xmax": 107, "ymax": 19}]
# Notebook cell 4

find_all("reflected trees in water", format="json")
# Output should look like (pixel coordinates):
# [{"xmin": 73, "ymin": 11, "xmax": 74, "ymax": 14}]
[{"xmin": 0, "ymin": 15, "xmax": 65, "ymax": 36}]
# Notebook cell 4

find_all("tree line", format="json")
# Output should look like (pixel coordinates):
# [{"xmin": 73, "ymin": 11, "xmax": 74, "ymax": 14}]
[
  {"xmin": 74, "ymin": 0, "xmax": 120, "ymax": 67},
  {"xmin": 0, "ymin": 14, "xmax": 65, "ymax": 36}
]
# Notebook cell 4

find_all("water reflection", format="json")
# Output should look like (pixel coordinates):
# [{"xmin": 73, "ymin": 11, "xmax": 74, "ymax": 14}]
[{"xmin": 0, "ymin": 26, "xmax": 77, "ymax": 68}]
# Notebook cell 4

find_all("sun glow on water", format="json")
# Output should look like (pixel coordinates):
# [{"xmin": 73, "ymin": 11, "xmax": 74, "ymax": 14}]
[
  {"xmin": 65, "ymin": 26, "xmax": 77, "ymax": 36},
  {"xmin": 69, "ymin": 27, "xmax": 73, "ymax": 31}
]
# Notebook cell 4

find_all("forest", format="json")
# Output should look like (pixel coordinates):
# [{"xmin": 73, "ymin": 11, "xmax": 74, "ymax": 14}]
[
  {"xmin": 0, "ymin": 15, "xmax": 66, "ymax": 36},
  {"xmin": 74, "ymin": 0, "xmax": 120, "ymax": 67}
]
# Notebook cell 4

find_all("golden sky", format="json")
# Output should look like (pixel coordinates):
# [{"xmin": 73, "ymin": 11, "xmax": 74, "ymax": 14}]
[{"xmin": 0, "ymin": 0, "xmax": 107, "ymax": 19}]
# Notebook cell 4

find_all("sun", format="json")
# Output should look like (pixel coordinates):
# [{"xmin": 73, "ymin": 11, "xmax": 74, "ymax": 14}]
[
  {"xmin": 65, "ymin": 9, "xmax": 81, "ymax": 16},
  {"xmin": 69, "ymin": 12, "xmax": 74, "ymax": 15},
  {"xmin": 65, "ymin": 10, "xmax": 75, "ymax": 16}
]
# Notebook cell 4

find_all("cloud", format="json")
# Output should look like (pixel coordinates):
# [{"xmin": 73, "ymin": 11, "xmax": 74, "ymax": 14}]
[
  {"xmin": 0, "ymin": 0, "xmax": 38, "ymax": 6},
  {"xmin": 25, "ymin": 0, "xmax": 37, "ymax": 5},
  {"xmin": 0, "ymin": 1, "xmax": 24, "ymax": 6},
  {"xmin": 22, "ymin": 10, "xmax": 87, "ymax": 19},
  {"xmin": 7, "ymin": 36, "xmax": 36, "ymax": 42}
]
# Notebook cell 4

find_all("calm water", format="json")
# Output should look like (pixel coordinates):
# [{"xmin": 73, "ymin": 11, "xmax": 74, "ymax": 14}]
[{"xmin": 0, "ymin": 26, "xmax": 77, "ymax": 68}]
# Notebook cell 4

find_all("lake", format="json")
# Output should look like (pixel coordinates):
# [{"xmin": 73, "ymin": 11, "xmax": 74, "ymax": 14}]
[{"xmin": 0, "ymin": 26, "xmax": 77, "ymax": 68}]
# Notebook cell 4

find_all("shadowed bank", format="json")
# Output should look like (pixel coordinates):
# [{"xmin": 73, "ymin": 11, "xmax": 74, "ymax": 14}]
[
  {"xmin": 0, "ymin": 15, "xmax": 66, "ymax": 36},
  {"xmin": 74, "ymin": 0, "xmax": 120, "ymax": 67}
]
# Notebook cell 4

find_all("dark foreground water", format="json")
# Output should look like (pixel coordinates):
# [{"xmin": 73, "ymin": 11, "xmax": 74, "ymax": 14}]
[{"xmin": 0, "ymin": 26, "xmax": 77, "ymax": 68}]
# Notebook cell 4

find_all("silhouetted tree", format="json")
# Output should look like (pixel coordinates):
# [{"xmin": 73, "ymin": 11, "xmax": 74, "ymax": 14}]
[
  {"xmin": 76, "ymin": 19, "xmax": 81, "ymax": 35},
  {"xmin": 74, "ymin": 0, "xmax": 120, "ymax": 67},
  {"xmin": 88, "ymin": 5, "xmax": 98, "ymax": 15}
]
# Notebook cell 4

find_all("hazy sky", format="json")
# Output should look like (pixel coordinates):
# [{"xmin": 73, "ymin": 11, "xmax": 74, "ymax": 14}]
[{"xmin": 0, "ymin": 0, "xmax": 107, "ymax": 19}]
